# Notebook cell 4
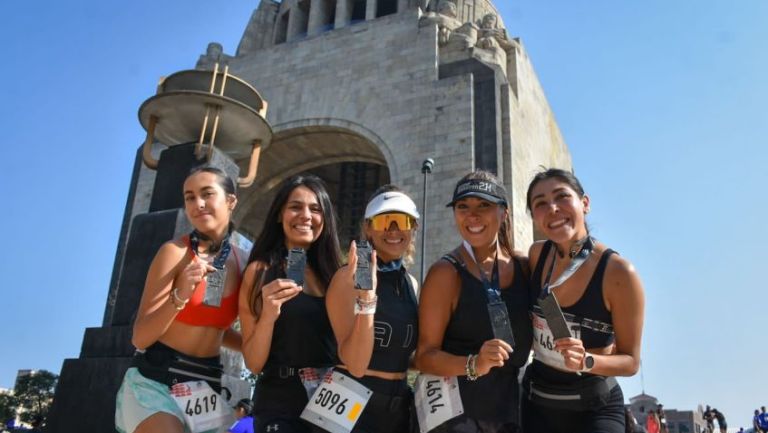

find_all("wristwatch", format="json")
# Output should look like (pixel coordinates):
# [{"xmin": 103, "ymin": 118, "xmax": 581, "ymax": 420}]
[{"xmin": 582, "ymin": 354, "xmax": 595, "ymax": 372}]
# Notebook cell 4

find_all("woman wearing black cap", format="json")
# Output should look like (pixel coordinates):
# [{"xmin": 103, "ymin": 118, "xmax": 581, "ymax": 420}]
[
  {"xmin": 522, "ymin": 168, "xmax": 644, "ymax": 433},
  {"xmin": 414, "ymin": 170, "xmax": 533, "ymax": 433},
  {"xmin": 315, "ymin": 185, "xmax": 420, "ymax": 433},
  {"xmin": 228, "ymin": 399, "xmax": 254, "ymax": 433}
]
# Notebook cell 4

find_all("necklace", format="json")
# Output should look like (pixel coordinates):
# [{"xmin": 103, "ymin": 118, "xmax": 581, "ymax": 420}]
[{"xmin": 557, "ymin": 235, "xmax": 591, "ymax": 259}]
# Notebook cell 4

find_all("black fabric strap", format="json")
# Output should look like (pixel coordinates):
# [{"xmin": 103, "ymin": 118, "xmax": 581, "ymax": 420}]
[
  {"xmin": 189, "ymin": 229, "xmax": 232, "ymax": 270},
  {"xmin": 540, "ymin": 237, "xmax": 595, "ymax": 298}
]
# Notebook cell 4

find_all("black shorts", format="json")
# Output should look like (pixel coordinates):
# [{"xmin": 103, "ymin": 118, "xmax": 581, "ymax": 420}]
[
  {"xmin": 430, "ymin": 416, "xmax": 518, "ymax": 433},
  {"xmin": 521, "ymin": 364, "xmax": 625, "ymax": 433}
]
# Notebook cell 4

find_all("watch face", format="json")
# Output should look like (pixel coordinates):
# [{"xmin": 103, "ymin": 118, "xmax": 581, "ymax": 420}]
[{"xmin": 585, "ymin": 355, "xmax": 595, "ymax": 369}]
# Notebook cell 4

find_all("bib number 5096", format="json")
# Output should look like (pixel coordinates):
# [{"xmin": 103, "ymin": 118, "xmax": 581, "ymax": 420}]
[
  {"xmin": 301, "ymin": 371, "xmax": 372, "ymax": 433},
  {"xmin": 314, "ymin": 387, "xmax": 348, "ymax": 415}
]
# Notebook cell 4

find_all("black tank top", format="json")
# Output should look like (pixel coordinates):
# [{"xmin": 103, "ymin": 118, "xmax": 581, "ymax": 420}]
[
  {"xmin": 441, "ymin": 254, "xmax": 534, "ymax": 422},
  {"xmin": 531, "ymin": 241, "xmax": 616, "ymax": 350},
  {"xmin": 263, "ymin": 266, "xmax": 337, "ymax": 368},
  {"xmin": 367, "ymin": 267, "xmax": 418, "ymax": 373}
]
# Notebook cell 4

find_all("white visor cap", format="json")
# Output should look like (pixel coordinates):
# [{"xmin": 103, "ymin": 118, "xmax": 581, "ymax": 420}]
[{"xmin": 364, "ymin": 191, "xmax": 420, "ymax": 220}]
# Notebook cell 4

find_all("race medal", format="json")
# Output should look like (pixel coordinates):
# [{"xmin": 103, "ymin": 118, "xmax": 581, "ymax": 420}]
[
  {"xmin": 537, "ymin": 293, "xmax": 572, "ymax": 340},
  {"xmin": 487, "ymin": 301, "xmax": 515, "ymax": 347},
  {"xmin": 532, "ymin": 313, "xmax": 581, "ymax": 370},
  {"xmin": 300, "ymin": 371, "xmax": 372, "ymax": 433},
  {"xmin": 203, "ymin": 267, "xmax": 226, "ymax": 307},
  {"xmin": 170, "ymin": 381, "xmax": 232, "ymax": 433},
  {"xmin": 414, "ymin": 374, "xmax": 463, "ymax": 433}
]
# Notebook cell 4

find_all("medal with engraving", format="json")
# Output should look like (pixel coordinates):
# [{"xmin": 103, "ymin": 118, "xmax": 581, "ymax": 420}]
[
  {"xmin": 414, "ymin": 374, "xmax": 464, "ymax": 433},
  {"xmin": 300, "ymin": 371, "xmax": 372, "ymax": 433},
  {"xmin": 203, "ymin": 267, "xmax": 226, "ymax": 307},
  {"xmin": 189, "ymin": 230, "xmax": 232, "ymax": 307},
  {"xmin": 462, "ymin": 241, "xmax": 515, "ymax": 347}
]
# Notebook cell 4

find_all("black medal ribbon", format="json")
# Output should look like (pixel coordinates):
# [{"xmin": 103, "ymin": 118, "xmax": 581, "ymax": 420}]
[
  {"xmin": 537, "ymin": 237, "xmax": 595, "ymax": 341},
  {"xmin": 463, "ymin": 242, "xmax": 516, "ymax": 348},
  {"xmin": 189, "ymin": 229, "xmax": 233, "ymax": 307}
]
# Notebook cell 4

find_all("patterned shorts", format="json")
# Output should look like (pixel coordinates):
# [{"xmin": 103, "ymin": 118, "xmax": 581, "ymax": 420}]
[{"xmin": 115, "ymin": 367, "xmax": 232, "ymax": 433}]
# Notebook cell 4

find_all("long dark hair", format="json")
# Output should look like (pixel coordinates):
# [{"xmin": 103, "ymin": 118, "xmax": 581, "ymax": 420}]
[
  {"xmin": 247, "ymin": 174, "xmax": 342, "ymax": 315},
  {"xmin": 453, "ymin": 170, "xmax": 514, "ymax": 256}
]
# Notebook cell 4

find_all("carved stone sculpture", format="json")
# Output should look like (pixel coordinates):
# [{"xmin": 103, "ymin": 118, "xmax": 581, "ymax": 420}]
[
  {"xmin": 196, "ymin": 42, "xmax": 230, "ymax": 70},
  {"xmin": 421, "ymin": 1, "xmax": 462, "ymax": 45},
  {"xmin": 476, "ymin": 13, "xmax": 519, "ymax": 53}
]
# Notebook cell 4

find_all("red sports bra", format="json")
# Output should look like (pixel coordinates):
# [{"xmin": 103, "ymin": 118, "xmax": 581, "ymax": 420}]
[{"xmin": 174, "ymin": 236, "xmax": 242, "ymax": 329}]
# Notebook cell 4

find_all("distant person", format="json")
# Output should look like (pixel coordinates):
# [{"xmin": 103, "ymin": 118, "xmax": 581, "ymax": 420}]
[
  {"xmin": 115, "ymin": 167, "xmax": 244, "ymax": 433},
  {"xmin": 712, "ymin": 408, "xmax": 727, "ymax": 433},
  {"xmin": 760, "ymin": 406, "xmax": 768, "ymax": 432},
  {"xmin": 646, "ymin": 410, "xmax": 660, "ymax": 433},
  {"xmin": 657, "ymin": 404, "xmax": 668, "ymax": 433},
  {"xmin": 703, "ymin": 405, "xmax": 715, "ymax": 433},
  {"xmin": 754, "ymin": 409, "xmax": 763, "ymax": 433},
  {"xmin": 737, "ymin": 427, "xmax": 744, "ymax": 433},
  {"xmin": 624, "ymin": 407, "xmax": 639, "ymax": 433},
  {"xmin": 521, "ymin": 169, "xmax": 645, "ymax": 433},
  {"xmin": 228, "ymin": 399, "xmax": 254, "ymax": 433}
]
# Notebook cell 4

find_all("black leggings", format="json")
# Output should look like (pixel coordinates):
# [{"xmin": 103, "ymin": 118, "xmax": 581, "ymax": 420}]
[
  {"xmin": 521, "ymin": 384, "xmax": 625, "ymax": 433},
  {"xmin": 430, "ymin": 415, "xmax": 518, "ymax": 433}
]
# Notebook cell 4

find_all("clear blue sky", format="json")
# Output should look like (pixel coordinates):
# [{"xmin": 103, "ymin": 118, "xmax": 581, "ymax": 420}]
[{"xmin": 1, "ymin": 0, "xmax": 766, "ymax": 430}]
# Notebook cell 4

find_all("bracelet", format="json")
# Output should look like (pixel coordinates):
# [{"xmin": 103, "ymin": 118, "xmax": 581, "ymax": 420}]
[
  {"xmin": 170, "ymin": 287, "xmax": 189, "ymax": 311},
  {"xmin": 465, "ymin": 354, "xmax": 479, "ymax": 381},
  {"xmin": 354, "ymin": 295, "xmax": 377, "ymax": 315}
]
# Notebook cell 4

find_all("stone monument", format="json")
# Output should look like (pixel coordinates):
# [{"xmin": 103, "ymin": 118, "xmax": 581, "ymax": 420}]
[
  {"xmin": 227, "ymin": 0, "xmax": 571, "ymax": 260},
  {"xmin": 48, "ymin": 0, "xmax": 572, "ymax": 430}
]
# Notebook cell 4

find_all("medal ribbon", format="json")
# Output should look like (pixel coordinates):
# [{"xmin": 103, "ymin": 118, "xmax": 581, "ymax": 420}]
[
  {"xmin": 189, "ymin": 230, "xmax": 232, "ymax": 270},
  {"xmin": 462, "ymin": 241, "xmax": 501, "ymax": 304},
  {"xmin": 540, "ymin": 237, "xmax": 594, "ymax": 298}
]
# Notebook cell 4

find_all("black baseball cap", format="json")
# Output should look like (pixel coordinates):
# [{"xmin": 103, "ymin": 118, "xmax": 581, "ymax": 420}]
[
  {"xmin": 235, "ymin": 398, "xmax": 254, "ymax": 413},
  {"xmin": 446, "ymin": 178, "xmax": 508, "ymax": 207}
]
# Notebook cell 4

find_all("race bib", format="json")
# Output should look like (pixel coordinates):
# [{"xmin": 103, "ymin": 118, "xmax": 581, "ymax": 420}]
[
  {"xmin": 414, "ymin": 374, "xmax": 463, "ymax": 433},
  {"xmin": 300, "ymin": 371, "xmax": 372, "ymax": 433},
  {"xmin": 170, "ymin": 381, "xmax": 232, "ymax": 433},
  {"xmin": 532, "ymin": 313, "xmax": 581, "ymax": 370}
]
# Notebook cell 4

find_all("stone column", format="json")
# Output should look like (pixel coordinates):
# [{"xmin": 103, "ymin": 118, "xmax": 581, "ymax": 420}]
[
  {"xmin": 335, "ymin": 0, "xmax": 352, "ymax": 28},
  {"xmin": 366, "ymin": 0, "xmax": 376, "ymax": 20},
  {"xmin": 287, "ymin": 3, "xmax": 309, "ymax": 41},
  {"xmin": 308, "ymin": 0, "xmax": 325, "ymax": 36}
]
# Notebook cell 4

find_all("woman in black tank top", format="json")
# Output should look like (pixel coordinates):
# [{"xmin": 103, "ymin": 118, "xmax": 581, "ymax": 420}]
[
  {"xmin": 522, "ymin": 168, "xmax": 645, "ymax": 433},
  {"xmin": 238, "ymin": 175, "xmax": 342, "ymax": 433},
  {"xmin": 325, "ymin": 185, "xmax": 420, "ymax": 433},
  {"xmin": 414, "ymin": 170, "xmax": 533, "ymax": 433}
]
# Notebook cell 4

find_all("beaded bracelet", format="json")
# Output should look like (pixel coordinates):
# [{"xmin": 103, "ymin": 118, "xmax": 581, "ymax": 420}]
[
  {"xmin": 354, "ymin": 295, "xmax": 377, "ymax": 315},
  {"xmin": 170, "ymin": 287, "xmax": 189, "ymax": 311},
  {"xmin": 465, "ymin": 354, "xmax": 479, "ymax": 381}
]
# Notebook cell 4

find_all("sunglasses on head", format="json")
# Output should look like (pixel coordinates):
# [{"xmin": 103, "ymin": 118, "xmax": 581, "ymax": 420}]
[{"xmin": 368, "ymin": 213, "xmax": 415, "ymax": 231}]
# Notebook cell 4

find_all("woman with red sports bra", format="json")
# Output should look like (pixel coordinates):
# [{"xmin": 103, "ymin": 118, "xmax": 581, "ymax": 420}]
[{"xmin": 116, "ymin": 166, "xmax": 245, "ymax": 433}]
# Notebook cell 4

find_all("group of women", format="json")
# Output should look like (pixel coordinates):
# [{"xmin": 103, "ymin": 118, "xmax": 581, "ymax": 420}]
[{"xmin": 115, "ymin": 165, "xmax": 645, "ymax": 433}]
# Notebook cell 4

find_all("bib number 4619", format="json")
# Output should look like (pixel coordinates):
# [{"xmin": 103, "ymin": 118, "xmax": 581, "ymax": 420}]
[{"xmin": 185, "ymin": 394, "xmax": 218, "ymax": 416}]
